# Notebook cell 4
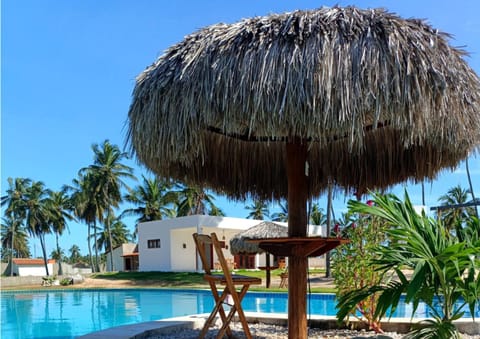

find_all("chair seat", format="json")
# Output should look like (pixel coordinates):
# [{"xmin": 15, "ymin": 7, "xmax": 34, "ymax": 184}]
[{"xmin": 204, "ymin": 273, "xmax": 262, "ymax": 285}]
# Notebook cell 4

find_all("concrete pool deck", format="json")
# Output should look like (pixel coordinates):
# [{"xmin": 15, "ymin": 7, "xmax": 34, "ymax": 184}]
[{"xmin": 77, "ymin": 312, "xmax": 480, "ymax": 338}]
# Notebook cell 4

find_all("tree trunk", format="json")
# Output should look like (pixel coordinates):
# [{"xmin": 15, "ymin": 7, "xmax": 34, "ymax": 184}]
[
  {"xmin": 39, "ymin": 234, "xmax": 50, "ymax": 276},
  {"xmin": 265, "ymin": 253, "xmax": 271, "ymax": 288},
  {"xmin": 87, "ymin": 222, "xmax": 95, "ymax": 272},
  {"xmin": 465, "ymin": 157, "xmax": 479, "ymax": 218},
  {"xmin": 286, "ymin": 141, "xmax": 308, "ymax": 339},
  {"xmin": 10, "ymin": 226, "xmax": 15, "ymax": 276},
  {"xmin": 325, "ymin": 180, "xmax": 333, "ymax": 278},
  {"xmin": 106, "ymin": 211, "xmax": 114, "ymax": 271},
  {"xmin": 421, "ymin": 181, "xmax": 426, "ymax": 206},
  {"xmin": 56, "ymin": 233, "xmax": 63, "ymax": 276},
  {"xmin": 93, "ymin": 220, "xmax": 100, "ymax": 272}
]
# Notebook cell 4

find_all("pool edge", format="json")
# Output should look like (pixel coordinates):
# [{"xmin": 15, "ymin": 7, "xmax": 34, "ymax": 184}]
[{"xmin": 76, "ymin": 312, "xmax": 480, "ymax": 338}]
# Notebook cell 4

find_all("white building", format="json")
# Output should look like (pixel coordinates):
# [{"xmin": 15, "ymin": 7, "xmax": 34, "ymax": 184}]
[
  {"xmin": 137, "ymin": 215, "xmax": 325, "ymax": 272},
  {"xmin": 106, "ymin": 243, "xmax": 138, "ymax": 272},
  {"xmin": 12, "ymin": 258, "xmax": 55, "ymax": 276}
]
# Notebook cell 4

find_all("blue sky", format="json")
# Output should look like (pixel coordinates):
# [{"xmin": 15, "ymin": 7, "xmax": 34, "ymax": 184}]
[{"xmin": 2, "ymin": 0, "xmax": 479, "ymax": 257}]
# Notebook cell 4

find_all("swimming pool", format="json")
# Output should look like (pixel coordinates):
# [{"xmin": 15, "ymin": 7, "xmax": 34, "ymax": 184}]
[{"xmin": 1, "ymin": 289, "xmax": 478, "ymax": 339}]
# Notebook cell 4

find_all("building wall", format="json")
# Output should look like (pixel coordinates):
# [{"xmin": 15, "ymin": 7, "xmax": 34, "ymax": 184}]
[
  {"xmin": 15, "ymin": 263, "xmax": 54, "ymax": 276},
  {"xmin": 170, "ymin": 228, "xmax": 197, "ymax": 271},
  {"xmin": 107, "ymin": 246, "xmax": 124, "ymax": 271},
  {"xmin": 139, "ymin": 220, "xmax": 188, "ymax": 271},
  {"xmin": 1, "ymin": 262, "xmax": 8, "ymax": 275},
  {"xmin": 106, "ymin": 243, "xmax": 137, "ymax": 271}
]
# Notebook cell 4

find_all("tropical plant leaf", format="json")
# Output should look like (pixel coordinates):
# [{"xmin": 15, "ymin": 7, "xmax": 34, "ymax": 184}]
[{"xmin": 404, "ymin": 318, "xmax": 461, "ymax": 339}]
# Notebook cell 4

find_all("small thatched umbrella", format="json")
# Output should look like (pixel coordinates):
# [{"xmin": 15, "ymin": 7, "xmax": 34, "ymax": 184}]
[
  {"xmin": 230, "ymin": 221, "xmax": 288, "ymax": 288},
  {"xmin": 127, "ymin": 7, "xmax": 480, "ymax": 338},
  {"xmin": 230, "ymin": 221, "xmax": 288, "ymax": 255}
]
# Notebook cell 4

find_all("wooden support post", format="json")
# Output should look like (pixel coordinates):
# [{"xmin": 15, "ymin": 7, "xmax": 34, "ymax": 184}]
[
  {"xmin": 266, "ymin": 253, "xmax": 271, "ymax": 288},
  {"xmin": 286, "ymin": 141, "xmax": 309, "ymax": 339}
]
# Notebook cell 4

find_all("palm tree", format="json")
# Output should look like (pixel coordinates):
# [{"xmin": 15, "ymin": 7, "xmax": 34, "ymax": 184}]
[
  {"xmin": 271, "ymin": 201, "xmax": 288, "ymax": 222},
  {"xmin": 309, "ymin": 203, "xmax": 326, "ymax": 226},
  {"xmin": 50, "ymin": 248, "xmax": 66, "ymax": 263},
  {"xmin": 175, "ymin": 184, "xmax": 218, "ymax": 216},
  {"xmin": 438, "ymin": 185, "xmax": 476, "ymax": 237},
  {"xmin": 93, "ymin": 215, "xmax": 131, "ymax": 270},
  {"xmin": 208, "ymin": 205, "xmax": 225, "ymax": 216},
  {"xmin": 66, "ymin": 173, "xmax": 101, "ymax": 272},
  {"xmin": 68, "ymin": 244, "xmax": 81, "ymax": 264},
  {"xmin": 80, "ymin": 140, "xmax": 135, "ymax": 272},
  {"xmin": 123, "ymin": 175, "xmax": 175, "ymax": 222},
  {"xmin": 46, "ymin": 190, "xmax": 75, "ymax": 275},
  {"xmin": 1, "ymin": 177, "xmax": 31, "ymax": 275},
  {"xmin": 24, "ymin": 181, "xmax": 52, "ymax": 275},
  {"xmin": 1, "ymin": 216, "xmax": 30, "ymax": 260},
  {"xmin": 245, "ymin": 200, "xmax": 270, "ymax": 220},
  {"xmin": 122, "ymin": 175, "xmax": 176, "ymax": 239}
]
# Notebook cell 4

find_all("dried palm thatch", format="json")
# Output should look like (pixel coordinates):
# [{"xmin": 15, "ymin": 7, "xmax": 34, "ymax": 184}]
[
  {"xmin": 127, "ymin": 6, "xmax": 480, "ymax": 201},
  {"xmin": 230, "ymin": 221, "xmax": 288, "ymax": 255}
]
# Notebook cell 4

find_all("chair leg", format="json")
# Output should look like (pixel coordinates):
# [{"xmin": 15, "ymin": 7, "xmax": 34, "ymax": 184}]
[
  {"xmin": 200, "ymin": 284, "xmax": 233, "ymax": 338},
  {"xmin": 234, "ymin": 285, "xmax": 252, "ymax": 338},
  {"xmin": 216, "ymin": 285, "xmax": 252, "ymax": 339}
]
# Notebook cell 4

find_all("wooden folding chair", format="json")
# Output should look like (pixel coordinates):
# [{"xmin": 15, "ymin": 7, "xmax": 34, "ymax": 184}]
[{"xmin": 193, "ymin": 232, "xmax": 262, "ymax": 339}]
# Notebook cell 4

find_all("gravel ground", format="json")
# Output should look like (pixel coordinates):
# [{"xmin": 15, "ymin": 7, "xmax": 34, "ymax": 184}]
[
  {"xmin": 150, "ymin": 322, "xmax": 400, "ymax": 338},
  {"xmin": 149, "ymin": 321, "xmax": 480, "ymax": 338}
]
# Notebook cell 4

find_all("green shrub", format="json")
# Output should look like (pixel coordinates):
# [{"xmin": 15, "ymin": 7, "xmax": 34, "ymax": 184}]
[
  {"xmin": 60, "ymin": 277, "xmax": 73, "ymax": 286},
  {"xmin": 332, "ymin": 202, "xmax": 389, "ymax": 333},
  {"xmin": 336, "ymin": 192, "xmax": 480, "ymax": 338}
]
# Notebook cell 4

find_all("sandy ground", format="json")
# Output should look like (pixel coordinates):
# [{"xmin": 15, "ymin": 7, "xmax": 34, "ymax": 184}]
[
  {"xmin": 0, "ymin": 272, "xmax": 336, "ymax": 290},
  {"xmin": 76, "ymin": 273, "xmax": 336, "ymax": 289},
  {"xmin": 79, "ymin": 277, "xmax": 162, "ymax": 288}
]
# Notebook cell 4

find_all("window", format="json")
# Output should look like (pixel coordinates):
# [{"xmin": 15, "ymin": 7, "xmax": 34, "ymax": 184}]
[{"xmin": 147, "ymin": 239, "xmax": 161, "ymax": 248}]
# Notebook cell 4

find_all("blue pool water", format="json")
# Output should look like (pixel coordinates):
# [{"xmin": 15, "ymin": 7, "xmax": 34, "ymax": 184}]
[{"xmin": 1, "ymin": 289, "xmax": 478, "ymax": 339}]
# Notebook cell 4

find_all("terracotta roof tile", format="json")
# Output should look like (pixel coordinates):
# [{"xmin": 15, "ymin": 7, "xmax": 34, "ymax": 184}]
[{"xmin": 12, "ymin": 258, "xmax": 56, "ymax": 265}]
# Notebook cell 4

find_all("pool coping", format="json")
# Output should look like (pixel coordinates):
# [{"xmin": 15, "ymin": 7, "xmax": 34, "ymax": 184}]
[{"xmin": 77, "ymin": 313, "xmax": 480, "ymax": 338}]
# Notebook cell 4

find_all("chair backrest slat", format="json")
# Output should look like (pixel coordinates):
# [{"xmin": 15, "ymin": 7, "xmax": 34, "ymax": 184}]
[
  {"xmin": 210, "ymin": 233, "xmax": 237, "ymax": 288},
  {"xmin": 193, "ymin": 232, "xmax": 235, "ymax": 283},
  {"xmin": 210, "ymin": 233, "xmax": 231, "ymax": 273},
  {"xmin": 193, "ymin": 233, "xmax": 214, "ymax": 275}
]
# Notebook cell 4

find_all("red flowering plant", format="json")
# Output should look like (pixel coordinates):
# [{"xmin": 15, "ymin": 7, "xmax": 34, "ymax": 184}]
[{"xmin": 331, "ymin": 198, "xmax": 389, "ymax": 333}]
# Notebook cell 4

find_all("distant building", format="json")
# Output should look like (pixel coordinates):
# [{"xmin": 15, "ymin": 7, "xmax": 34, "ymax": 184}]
[
  {"xmin": 105, "ymin": 243, "xmax": 138, "ymax": 272},
  {"xmin": 12, "ymin": 258, "xmax": 55, "ymax": 276},
  {"xmin": 413, "ymin": 205, "xmax": 428, "ymax": 215},
  {"xmin": 137, "ymin": 215, "xmax": 325, "ymax": 272}
]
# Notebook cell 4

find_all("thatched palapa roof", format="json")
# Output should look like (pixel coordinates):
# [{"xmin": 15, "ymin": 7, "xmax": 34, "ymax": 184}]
[
  {"xmin": 230, "ymin": 221, "xmax": 288, "ymax": 255},
  {"xmin": 127, "ymin": 6, "xmax": 480, "ymax": 201}
]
